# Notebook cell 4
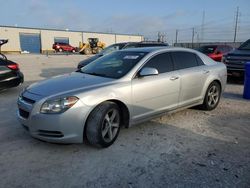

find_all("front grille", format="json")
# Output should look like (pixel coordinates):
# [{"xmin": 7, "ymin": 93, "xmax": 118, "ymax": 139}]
[
  {"xmin": 37, "ymin": 130, "xmax": 64, "ymax": 138},
  {"xmin": 19, "ymin": 108, "xmax": 30, "ymax": 119},
  {"xmin": 22, "ymin": 96, "xmax": 36, "ymax": 104}
]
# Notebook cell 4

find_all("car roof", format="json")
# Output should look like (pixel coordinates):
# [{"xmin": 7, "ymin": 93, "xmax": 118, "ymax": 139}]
[
  {"xmin": 120, "ymin": 46, "xmax": 200, "ymax": 53},
  {"xmin": 126, "ymin": 41, "xmax": 168, "ymax": 45},
  {"xmin": 120, "ymin": 46, "xmax": 168, "ymax": 53}
]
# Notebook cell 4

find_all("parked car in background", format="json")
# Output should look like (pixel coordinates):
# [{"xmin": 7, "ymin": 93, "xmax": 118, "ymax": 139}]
[
  {"xmin": 0, "ymin": 58, "xmax": 24, "ymax": 90},
  {"xmin": 52, "ymin": 42, "xmax": 77, "ymax": 53},
  {"xmin": 197, "ymin": 45, "xmax": 233, "ymax": 62},
  {"xmin": 17, "ymin": 47, "xmax": 226, "ymax": 147},
  {"xmin": 77, "ymin": 41, "xmax": 168, "ymax": 69},
  {"xmin": 222, "ymin": 39, "xmax": 250, "ymax": 77}
]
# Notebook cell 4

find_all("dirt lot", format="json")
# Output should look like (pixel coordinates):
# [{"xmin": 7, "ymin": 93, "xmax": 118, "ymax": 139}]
[{"xmin": 0, "ymin": 54, "xmax": 249, "ymax": 188}]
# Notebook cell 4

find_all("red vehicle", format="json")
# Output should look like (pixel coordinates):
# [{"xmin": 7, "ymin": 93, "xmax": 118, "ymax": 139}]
[
  {"xmin": 197, "ymin": 45, "xmax": 233, "ymax": 62},
  {"xmin": 52, "ymin": 42, "xmax": 77, "ymax": 53}
]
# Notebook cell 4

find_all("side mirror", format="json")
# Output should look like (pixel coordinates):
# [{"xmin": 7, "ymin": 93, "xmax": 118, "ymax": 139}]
[{"xmin": 139, "ymin": 67, "xmax": 159, "ymax": 77}]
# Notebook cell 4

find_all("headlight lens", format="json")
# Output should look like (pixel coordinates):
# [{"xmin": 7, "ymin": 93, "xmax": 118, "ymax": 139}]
[{"xmin": 40, "ymin": 96, "xmax": 79, "ymax": 114}]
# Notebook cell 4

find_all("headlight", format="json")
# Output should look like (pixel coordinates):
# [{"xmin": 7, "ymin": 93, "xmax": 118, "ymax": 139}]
[{"xmin": 40, "ymin": 96, "xmax": 79, "ymax": 114}]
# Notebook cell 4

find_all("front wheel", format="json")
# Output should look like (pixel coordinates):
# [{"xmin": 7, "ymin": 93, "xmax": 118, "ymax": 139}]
[
  {"xmin": 84, "ymin": 48, "xmax": 91, "ymax": 55},
  {"xmin": 200, "ymin": 81, "xmax": 221, "ymax": 111},
  {"xmin": 86, "ymin": 102, "xmax": 121, "ymax": 147}
]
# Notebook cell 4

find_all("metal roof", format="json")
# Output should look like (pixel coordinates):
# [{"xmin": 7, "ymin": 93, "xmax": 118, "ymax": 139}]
[{"xmin": 0, "ymin": 25, "xmax": 142, "ymax": 37}]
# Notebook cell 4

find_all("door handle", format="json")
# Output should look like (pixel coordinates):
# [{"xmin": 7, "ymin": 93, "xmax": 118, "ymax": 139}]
[
  {"xmin": 203, "ymin": 70, "xmax": 210, "ymax": 74},
  {"xmin": 170, "ymin": 76, "xmax": 179, "ymax": 81}
]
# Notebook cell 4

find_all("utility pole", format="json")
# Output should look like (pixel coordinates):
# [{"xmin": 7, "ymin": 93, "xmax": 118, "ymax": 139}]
[
  {"xmin": 191, "ymin": 28, "xmax": 195, "ymax": 48},
  {"xmin": 157, "ymin": 32, "xmax": 161, "ymax": 42},
  {"xmin": 175, "ymin": 29, "xmax": 178, "ymax": 46},
  {"xmin": 201, "ymin": 11, "xmax": 205, "ymax": 43},
  {"xmin": 233, "ymin": 6, "xmax": 239, "ymax": 43}
]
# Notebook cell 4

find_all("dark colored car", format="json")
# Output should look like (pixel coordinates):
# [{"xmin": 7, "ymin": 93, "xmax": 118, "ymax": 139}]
[
  {"xmin": 197, "ymin": 45, "xmax": 233, "ymax": 62},
  {"xmin": 77, "ymin": 41, "xmax": 168, "ymax": 69},
  {"xmin": 222, "ymin": 39, "xmax": 250, "ymax": 77},
  {"xmin": 0, "ymin": 58, "xmax": 24, "ymax": 90},
  {"xmin": 52, "ymin": 42, "xmax": 77, "ymax": 53}
]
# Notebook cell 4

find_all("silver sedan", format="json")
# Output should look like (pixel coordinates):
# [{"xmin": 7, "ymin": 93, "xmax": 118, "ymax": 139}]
[{"xmin": 17, "ymin": 47, "xmax": 227, "ymax": 147}]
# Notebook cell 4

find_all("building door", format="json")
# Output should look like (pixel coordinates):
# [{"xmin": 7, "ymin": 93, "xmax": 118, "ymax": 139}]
[
  {"xmin": 54, "ymin": 37, "xmax": 69, "ymax": 44},
  {"xmin": 19, "ymin": 33, "xmax": 41, "ymax": 53}
]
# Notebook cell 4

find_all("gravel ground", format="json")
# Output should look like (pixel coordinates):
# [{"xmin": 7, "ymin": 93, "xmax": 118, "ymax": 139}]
[{"xmin": 0, "ymin": 54, "xmax": 249, "ymax": 188}]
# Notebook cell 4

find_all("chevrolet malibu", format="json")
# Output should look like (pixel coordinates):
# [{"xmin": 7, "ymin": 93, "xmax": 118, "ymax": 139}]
[{"xmin": 17, "ymin": 47, "xmax": 227, "ymax": 147}]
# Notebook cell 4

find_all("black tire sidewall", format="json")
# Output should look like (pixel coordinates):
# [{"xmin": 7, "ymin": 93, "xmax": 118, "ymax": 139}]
[{"xmin": 86, "ymin": 102, "xmax": 121, "ymax": 147}]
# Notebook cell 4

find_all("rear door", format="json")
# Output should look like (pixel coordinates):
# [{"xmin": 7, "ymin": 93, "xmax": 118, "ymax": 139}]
[
  {"xmin": 171, "ymin": 51, "xmax": 209, "ymax": 107},
  {"xmin": 131, "ymin": 52, "xmax": 180, "ymax": 120}
]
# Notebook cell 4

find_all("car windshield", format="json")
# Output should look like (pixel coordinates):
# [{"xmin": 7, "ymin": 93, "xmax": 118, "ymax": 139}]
[
  {"xmin": 101, "ymin": 44, "xmax": 126, "ymax": 55},
  {"xmin": 80, "ymin": 51, "xmax": 148, "ymax": 79},
  {"xmin": 238, "ymin": 40, "xmax": 250, "ymax": 50},
  {"xmin": 197, "ymin": 46, "xmax": 217, "ymax": 54}
]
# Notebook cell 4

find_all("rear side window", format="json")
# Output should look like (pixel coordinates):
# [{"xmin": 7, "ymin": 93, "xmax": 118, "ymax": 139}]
[
  {"xmin": 171, "ymin": 52, "xmax": 199, "ymax": 70},
  {"xmin": 143, "ymin": 52, "xmax": 173, "ymax": 73},
  {"xmin": 195, "ymin": 55, "xmax": 205, "ymax": 66}
]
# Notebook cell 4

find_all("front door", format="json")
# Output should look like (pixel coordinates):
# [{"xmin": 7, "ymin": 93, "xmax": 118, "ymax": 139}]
[{"xmin": 131, "ymin": 52, "xmax": 180, "ymax": 121}]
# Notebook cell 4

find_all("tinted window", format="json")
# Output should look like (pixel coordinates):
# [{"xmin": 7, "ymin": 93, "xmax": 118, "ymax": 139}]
[
  {"xmin": 143, "ymin": 52, "xmax": 173, "ymax": 74},
  {"xmin": 81, "ymin": 51, "xmax": 148, "ymax": 79},
  {"xmin": 239, "ymin": 39, "xmax": 250, "ymax": 50},
  {"xmin": 101, "ymin": 44, "xmax": 121, "ymax": 55},
  {"xmin": 123, "ymin": 44, "xmax": 139, "ymax": 49},
  {"xmin": 195, "ymin": 55, "xmax": 205, "ymax": 66},
  {"xmin": 197, "ymin": 46, "xmax": 217, "ymax": 54},
  {"xmin": 54, "ymin": 37, "xmax": 69, "ymax": 44},
  {"xmin": 138, "ymin": 43, "xmax": 168, "ymax": 47},
  {"xmin": 171, "ymin": 52, "xmax": 199, "ymax": 70}
]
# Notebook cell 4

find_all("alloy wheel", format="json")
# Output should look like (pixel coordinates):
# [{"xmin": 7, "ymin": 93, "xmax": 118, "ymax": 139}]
[
  {"xmin": 101, "ymin": 109, "xmax": 120, "ymax": 142},
  {"xmin": 207, "ymin": 85, "xmax": 219, "ymax": 107}
]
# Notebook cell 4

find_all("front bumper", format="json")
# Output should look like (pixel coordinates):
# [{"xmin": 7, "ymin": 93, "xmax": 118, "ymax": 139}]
[{"xmin": 17, "ymin": 91, "xmax": 90, "ymax": 143}]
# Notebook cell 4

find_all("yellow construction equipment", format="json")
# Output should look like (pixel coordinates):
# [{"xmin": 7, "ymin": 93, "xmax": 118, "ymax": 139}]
[{"xmin": 79, "ymin": 38, "xmax": 105, "ymax": 55}]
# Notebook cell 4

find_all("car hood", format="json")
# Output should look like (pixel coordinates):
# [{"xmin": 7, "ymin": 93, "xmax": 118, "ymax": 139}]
[
  {"xmin": 227, "ymin": 49, "xmax": 250, "ymax": 57},
  {"xmin": 27, "ymin": 72, "xmax": 114, "ymax": 97}
]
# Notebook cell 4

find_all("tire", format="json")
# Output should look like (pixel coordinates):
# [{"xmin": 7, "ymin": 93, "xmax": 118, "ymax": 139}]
[
  {"xmin": 59, "ymin": 48, "xmax": 63, "ymax": 52},
  {"xmin": 200, "ymin": 81, "xmax": 221, "ymax": 111},
  {"xmin": 86, "ymin": 102, "xmax": 121, "ymax": 148},
  {"xmin": 72, "ymin": 49, "xmax": 76, "ymax": 53},
  {"xmin": 84, "ymin": 48, "xmax": 91, "ymax": 55},
  {"xmin": 96, "ymin": 47, "xmax": 102, "ymax": 54}
]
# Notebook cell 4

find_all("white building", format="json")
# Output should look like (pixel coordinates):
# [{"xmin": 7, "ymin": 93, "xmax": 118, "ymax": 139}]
[{"xmin": 0, "ymin": 25, "xmax": 143, "ymax": 53}]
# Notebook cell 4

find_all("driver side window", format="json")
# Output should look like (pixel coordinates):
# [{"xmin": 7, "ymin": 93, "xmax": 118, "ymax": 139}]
[{"xmin": 143, "ymin": 52, "xmax": 174, "ymax": 74}]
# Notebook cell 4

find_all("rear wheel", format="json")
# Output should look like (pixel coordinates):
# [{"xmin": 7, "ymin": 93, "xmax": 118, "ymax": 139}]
[
  {"xmin": 200, "ymin": 81, "xmax": 221, "ymax": 111},
  {"xmin": 86, "ymin": 102, "xmax": 121, "ymax": 147},
  {"xmin": 72, "ymin": 49, "xmax": 76, "ymax": 53}
]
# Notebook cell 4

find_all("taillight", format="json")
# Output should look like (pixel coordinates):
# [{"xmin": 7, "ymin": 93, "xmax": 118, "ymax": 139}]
[{"xmin": 7, "ymin": 64, "xmax": 19, "ymax": 70}]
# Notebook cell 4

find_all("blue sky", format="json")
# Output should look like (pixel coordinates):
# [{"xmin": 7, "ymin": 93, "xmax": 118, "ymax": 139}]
[{"xmin": 1, "ymin": 0, "xmax": 250, "ymax": 43}]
